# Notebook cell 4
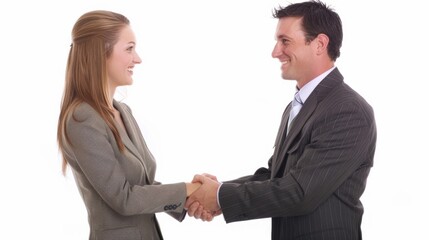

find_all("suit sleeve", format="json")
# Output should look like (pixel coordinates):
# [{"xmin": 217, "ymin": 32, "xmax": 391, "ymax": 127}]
[
  {"xmin": 152, "ymin": 180, "xmax": 187, "ymax": 222},
  {"xmin": 65, "ymin": 106, "xmax": 187, "ymax": 216},
  {"xmin": 219, "ymin": 100, "xmax": 376, "ymax": 223},
  {"xmin": 223, "ymin": 165, "xmax": 272, "ymax": 185}
]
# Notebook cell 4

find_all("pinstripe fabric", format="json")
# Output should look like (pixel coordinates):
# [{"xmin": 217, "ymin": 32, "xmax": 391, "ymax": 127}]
[{"xmin": 219, "ymin": 68, "xmax": 376, "ymax": 240}]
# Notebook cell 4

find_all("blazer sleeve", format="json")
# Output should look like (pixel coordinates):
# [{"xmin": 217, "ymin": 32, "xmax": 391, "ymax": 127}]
[
  {"xmin": 153, "ymin": 180, "xmax": 187, "ymax": 222},
  {"xmin": 223, "ymin": 165, "xmax": 272, "ymax": 185},
  {"xmin": 219, "ymin": 100, "xmax": 376, "ymax": 223},
  {"xmin": 65, "ymin": 105, "xmax": 187, "ymax": 216}
]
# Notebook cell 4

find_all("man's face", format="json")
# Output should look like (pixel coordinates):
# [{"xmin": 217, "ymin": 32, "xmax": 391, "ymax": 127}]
[{"xmin": 272, "ymin": 17, "xmax": 317, "ymax": 85}]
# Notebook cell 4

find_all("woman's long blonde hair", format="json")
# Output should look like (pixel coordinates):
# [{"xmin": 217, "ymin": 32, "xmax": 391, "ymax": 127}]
[{"xmin": 57, "ymin": 10, "xmax": 129, "ymax": 175}]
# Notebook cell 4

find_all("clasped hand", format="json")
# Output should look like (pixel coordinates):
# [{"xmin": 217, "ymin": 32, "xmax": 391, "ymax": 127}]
[{"xmin": 185, "ymin": 173, "xmax": 222, "ymax": 221}]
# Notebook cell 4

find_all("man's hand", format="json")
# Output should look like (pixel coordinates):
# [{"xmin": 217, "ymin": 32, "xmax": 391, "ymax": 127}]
[{"xmin": 185, "ymin": 174, "xmax": 222, "ymax": 219}]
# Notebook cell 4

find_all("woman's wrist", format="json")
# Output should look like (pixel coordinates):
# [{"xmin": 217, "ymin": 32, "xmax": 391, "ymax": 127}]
[{"xmin": 185, "ymin": 182, "xmax": 201, "ymax": 197}]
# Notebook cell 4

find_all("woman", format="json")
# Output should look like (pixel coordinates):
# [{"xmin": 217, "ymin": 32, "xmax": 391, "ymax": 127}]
[{"xmin": 57, "ymin": 10, "xmax": 205, "ymax": 240}]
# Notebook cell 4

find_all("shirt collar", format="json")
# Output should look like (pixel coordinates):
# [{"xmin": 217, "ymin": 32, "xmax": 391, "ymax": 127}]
[{"xmin": 296, "ymin": 66, "xmax": 336, "ymax": 104}]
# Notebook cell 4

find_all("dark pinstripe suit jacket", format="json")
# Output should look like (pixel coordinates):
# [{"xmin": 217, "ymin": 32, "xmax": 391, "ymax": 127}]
[{"xmin": 218, "ymin": 68, "xmax": 376, "ymax": 240}]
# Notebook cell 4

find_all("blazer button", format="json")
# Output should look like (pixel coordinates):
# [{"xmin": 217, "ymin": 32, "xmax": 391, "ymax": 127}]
[
  {"xmin": 164, "ymin": 203, "xmax": 182, "ymax": 211},
  {"xmin": 164, "ymin": 204, "xmax": 176, "ymax": 211}
]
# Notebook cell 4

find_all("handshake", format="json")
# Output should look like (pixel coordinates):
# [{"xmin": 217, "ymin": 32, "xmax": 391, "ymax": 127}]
[{"xmin": 185, "ymin": 173, "xmax": 223, "ymax": 222}]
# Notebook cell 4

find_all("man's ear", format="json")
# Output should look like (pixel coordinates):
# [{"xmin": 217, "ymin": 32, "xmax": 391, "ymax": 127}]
[{"xmin": 315, "ymin": 33, "xmax": 329, "ymax": 56}]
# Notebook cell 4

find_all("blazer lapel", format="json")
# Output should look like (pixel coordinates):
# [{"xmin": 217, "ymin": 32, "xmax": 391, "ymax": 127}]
[
  {"xmin": 271, "ymin": 68, "xmax": 344, "ymax": 177},
  {"xmin": 271, "ymin": 97, "xmax": 318, "ymax": 177},
  {"xmin": 271, "ymin": 103, "xmax": 292, "ymax": 173},
  {"xmin": 113, "ymin": 101, "xmax": 153, "ymax": 184}
]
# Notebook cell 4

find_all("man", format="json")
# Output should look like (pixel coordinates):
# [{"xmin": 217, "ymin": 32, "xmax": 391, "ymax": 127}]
[{"xmin": 186, "ymin": 1, "xmax": 377, "ymax": 239}]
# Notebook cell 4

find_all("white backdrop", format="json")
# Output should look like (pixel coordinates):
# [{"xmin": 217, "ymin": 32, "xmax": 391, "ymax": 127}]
[{"xmin": 1, "ymin": 0, "xmax": 428, "ymax": 239}]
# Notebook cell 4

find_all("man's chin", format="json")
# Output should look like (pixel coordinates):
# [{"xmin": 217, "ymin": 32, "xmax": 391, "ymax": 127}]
[{"xmin": 281, "ymin": 74, "xmax": 294, "ymax": 81}]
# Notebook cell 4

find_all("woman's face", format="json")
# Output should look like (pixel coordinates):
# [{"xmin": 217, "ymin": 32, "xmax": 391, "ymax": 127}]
[{"xmin": 106, "ymin": 25, "xmax": 141, "ymax": 90}]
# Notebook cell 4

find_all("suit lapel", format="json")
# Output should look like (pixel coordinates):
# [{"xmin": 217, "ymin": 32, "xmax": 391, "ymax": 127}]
[
  {"xmin": 271, "ymin": 68, "xmax": 344, "ymax": 177},
  {"xmin": 113, "ymin": 101, "xmax": 153, "ymax": 184},
  {"xmin": 271, "ymin": 97, "xmax": 318, "ymax": 177},
  {"xmin": 113, "ymin": 101, "xmax": 142, "ymax": 159},
  {"xmin": 271, "ymin": 104, "xmax": 292, "ymax": 172}
]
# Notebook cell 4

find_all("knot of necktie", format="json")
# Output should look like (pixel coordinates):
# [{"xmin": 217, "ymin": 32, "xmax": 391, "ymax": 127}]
[{"xmin": 292, "ymin": 92, "xmax": 303, "ymax": 107}]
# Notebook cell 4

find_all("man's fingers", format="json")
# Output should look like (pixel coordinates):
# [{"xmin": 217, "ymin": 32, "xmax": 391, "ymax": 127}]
[
  {"xmin": 201, "ymin": 211, "xmax": 213, "ymax": 222},
  {"xmin": 193, "ymin": 205, "xmax": 204, "ymax": 219},
  {"xmin": 186, "ymin": 201, "xmax": 200, "ymax": 217}
]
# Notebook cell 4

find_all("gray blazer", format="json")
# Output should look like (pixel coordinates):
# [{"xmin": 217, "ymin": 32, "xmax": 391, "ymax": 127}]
[
  {"xmin": 63, "ymin": 100, "xmax": 186, "ymax": 240},
  {"xmin": 219, "ymin": 68, "xmax": 377, "ymax": 240}
]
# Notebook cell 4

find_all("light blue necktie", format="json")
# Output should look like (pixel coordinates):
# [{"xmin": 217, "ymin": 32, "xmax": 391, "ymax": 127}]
[{"xmin": 287, "ymin": 92, "xmax": 303, "ymax": 133}]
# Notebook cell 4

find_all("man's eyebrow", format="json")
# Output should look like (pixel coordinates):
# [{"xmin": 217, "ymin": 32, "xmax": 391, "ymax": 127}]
[{"xmin": 275, "ymin": 34, "xmax": 289, "ymax": 40}]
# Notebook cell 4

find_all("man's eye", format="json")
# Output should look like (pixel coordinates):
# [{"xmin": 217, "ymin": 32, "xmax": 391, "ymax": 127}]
[
  {"xmin": 281, "ymin": 39, "xmax": 289, "ymax": 45},
  {"xmin": 127, "ymin": 46, "xmax": 134, "ymax": 52}
]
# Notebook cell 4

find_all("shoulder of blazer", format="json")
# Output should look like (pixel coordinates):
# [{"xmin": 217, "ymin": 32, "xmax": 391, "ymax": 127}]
[
  {"xmin": 312, "ymin": 68, "xmax": 344, "ymax": 101},
  {"xmin": 313, "ymin": 68, "xmax": 374, "ymax": 120},
  {"xmin": 68, "ymin": 102, "xmax": 104, "ymax": 124}
]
